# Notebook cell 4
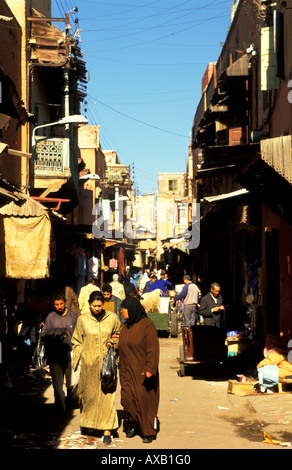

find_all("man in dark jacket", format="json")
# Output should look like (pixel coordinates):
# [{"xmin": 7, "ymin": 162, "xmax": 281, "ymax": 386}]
[
  {"xmin": 199, "ymin": 282, "xmax": 224, "ymax": 328},
  {"xmin": 42, "ymin": 292, "xmax": 77, "ymax": 413}
]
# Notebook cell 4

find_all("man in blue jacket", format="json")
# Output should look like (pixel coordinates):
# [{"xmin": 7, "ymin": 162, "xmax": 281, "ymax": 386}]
[{"xmin": 144, "ymin": 274, "xmax": 173, "ymax": 296}]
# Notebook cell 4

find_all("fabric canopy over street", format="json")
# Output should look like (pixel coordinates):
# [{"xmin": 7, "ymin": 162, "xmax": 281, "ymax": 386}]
[{"xmin": 3, "ymin": 213, "xmax": 51, "ymax": 279}]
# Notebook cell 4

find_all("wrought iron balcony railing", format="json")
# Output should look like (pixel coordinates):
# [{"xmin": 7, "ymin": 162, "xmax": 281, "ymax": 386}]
[
  {"xmin": 34, "ymin": 138, "xmax": 64, "ymax": 173},
  {"xmin": 34, "ymin": 137, "xmax": 70, "ymax": 176}
]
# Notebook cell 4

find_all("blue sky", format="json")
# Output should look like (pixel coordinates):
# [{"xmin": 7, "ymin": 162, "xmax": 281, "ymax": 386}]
[{"xmin": 52, "ymin": 0, "xmax": 232, "ymax": 195}]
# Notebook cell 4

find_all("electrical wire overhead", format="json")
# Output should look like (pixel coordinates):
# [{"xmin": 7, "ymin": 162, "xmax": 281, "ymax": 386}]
[
  {"xmin": 51, "ymin": 0, "xmax": 233, "ymax": 194},
  {"xmin": 88, "ymin": 96, "xmax": 189, "ymax": 139}
]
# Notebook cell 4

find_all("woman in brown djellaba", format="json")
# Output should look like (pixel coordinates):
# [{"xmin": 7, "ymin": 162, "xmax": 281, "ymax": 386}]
[
  {"xmin": 119, "ymin": 284, "xmax": 160, "ymax": 444},
  {"xmin": 71, "ymin": 290, "xmax": 121, "ymax": 445}
]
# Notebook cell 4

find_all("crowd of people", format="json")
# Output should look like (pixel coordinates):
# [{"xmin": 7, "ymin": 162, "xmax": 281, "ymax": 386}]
[
  {"xmin": 37, "ymin": 266, "xmax": 292, "ymax": 445},
  {"xmin": 41, "ymin": 271, "xmax": 160, "ymax": 445}
]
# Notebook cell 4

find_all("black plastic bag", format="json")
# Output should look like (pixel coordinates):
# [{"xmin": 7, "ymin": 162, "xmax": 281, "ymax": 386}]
[{"xmin": 100, "ymin": 346, "xmax": 117, "ymax": 391}]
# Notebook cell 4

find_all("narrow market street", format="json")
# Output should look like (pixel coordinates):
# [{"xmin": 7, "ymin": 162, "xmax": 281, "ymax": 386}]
[
  {"xmin": 1, "ymin": 330, "xmax": 292, "ymax": 455},
  {"xmin": 2, "ymin": 3, "xmax": 292, "ymax": 463}
]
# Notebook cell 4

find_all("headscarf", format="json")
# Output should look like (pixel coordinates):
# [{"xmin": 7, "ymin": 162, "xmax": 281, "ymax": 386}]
[
  {"xmin": 264, "ymin": 334, "xmax": 287, "ymax": 358},
  {"xmin": 121, "ymin": 296, "xmax": 147, "ymax": 328},
  {"xmin": 125, "ymin": 283, "xmax": 138, "ymax": 297}
]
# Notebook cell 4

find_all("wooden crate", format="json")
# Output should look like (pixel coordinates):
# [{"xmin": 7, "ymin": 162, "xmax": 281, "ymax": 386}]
[
  {"xmin": 278, "ymin": 379, "xmax": 292, "ymax": 394},
  {"xmin": 227, "ymin": 379, "xmax": 256, "ymax": 396}
]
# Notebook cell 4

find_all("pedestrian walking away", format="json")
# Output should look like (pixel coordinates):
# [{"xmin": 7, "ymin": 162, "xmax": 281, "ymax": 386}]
[
  {"xmin": 71, "ymin": 290, "xmax": 121, "ymax": 445},
  {"xmin": 119, "ymin": 285, "xmax": 160, "ymax": 444},
  {"xmin": 171, "ymin": 274, "xmax": 200, "ymax": 326},
  {"xmin": 42, "ymin": 292, "xmax": 78, "ymax": 413},
  {"xmin": 61, "ymin": 281, "xmax": 81, "ymax": 316},
  {"xmin": 110, "ymin": 273, "xmax": 126, "ymax": 301},
  {"xmin": 78, "ymin": 276, "xmax": 100, "ymax": 314},
  {"xmin": 199, "ymin": 282, "xmax": 225, "ymax": 327}
]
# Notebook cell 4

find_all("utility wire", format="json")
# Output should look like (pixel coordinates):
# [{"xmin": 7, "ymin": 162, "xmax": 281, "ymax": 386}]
[
  {"xmin": 88, "ymin": 96, "xmax": 189, "ymax": 139},
  {"xmin": 55, "ymin": 0, "xmax": 66, "ymax": 16}
]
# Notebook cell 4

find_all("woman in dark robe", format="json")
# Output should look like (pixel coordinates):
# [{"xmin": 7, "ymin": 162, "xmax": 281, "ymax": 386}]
[{"xmin": 118, "ymin": 284, "xmax": 160, "ymax": 444}]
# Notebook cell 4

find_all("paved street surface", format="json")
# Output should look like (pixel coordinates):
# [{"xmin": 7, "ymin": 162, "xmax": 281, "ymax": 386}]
[{"xmin": 1, "ymin": 332, "xmax": 292, "ymax": 457}]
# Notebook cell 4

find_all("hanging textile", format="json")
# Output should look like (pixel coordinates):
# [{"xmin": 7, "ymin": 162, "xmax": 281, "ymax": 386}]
[
  {"xmin": 109, "ymin": 257, "xmax": 118, "ymax": 269},
  {"xmin": 4, "ymin": 214, "xmax": 51, "ymax": 279}
]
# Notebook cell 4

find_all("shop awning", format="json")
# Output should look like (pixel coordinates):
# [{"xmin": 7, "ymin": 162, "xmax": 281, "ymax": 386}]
[
  {"xmin": 104, "ymin": 239, "xmax": 137, "ymax": 249},
  {"xmin": 105, "ymin": 239, "xmax": 119, "ymax": 247},
  {"xmin": 0, "ymin": 177, "xmax": 28, "ymax": 208},
  {"xmin": 138, "ymin": 240, "xmax": 157, "ymax": 250},
  {"xmin": 196, "ymin": 164, "xmax": 236, "ymax": 177},
  {"xmin": 0, "ymin": 143, "xmax": 8, "ymax": 154},
  {"xmin": 163, "ymin": 238, "xmax": 190, "ymax": 254},
  {"xmin": 222, "ymin": 54, "xmax": 249, "ymax": 81},
  {"xmin": 260, "ymin": 135, "xmax": 292, "ymax": 184},
  {"xmin": 202, "ymin": 188, "xmax": 250, "ymax": 203},
  {"xmin": 202, "ymin": 143, "xmax": 260, "ymax": 163},
  {"xmin": 0, "ymin": 186, "xmax": 25, "ymax": 205},
  {"xmin": 197, "ymin": 104, "xmax": 228, "ymax": 130},
  {"xmin": 214, "ymin": 54, "xmax": 249, "ymax": 97},
  {"xmin": 0, "ymin": 191, "xmax": 54, "ymax": 217}
]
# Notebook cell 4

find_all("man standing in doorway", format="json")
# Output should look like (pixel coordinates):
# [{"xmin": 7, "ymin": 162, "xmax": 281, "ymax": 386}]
[
  {"xmin": 171, "ymin": 275, "xmax": 200, "ymax": 326},
  {"xmin": 199, "ymin": 282, "xmax": 225, "ymax": 328}
]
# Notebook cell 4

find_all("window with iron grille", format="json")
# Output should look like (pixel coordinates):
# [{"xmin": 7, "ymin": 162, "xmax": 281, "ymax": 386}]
[{"xmin": 34, "ymin": 139, "xmax": 64, "ymax": 172}]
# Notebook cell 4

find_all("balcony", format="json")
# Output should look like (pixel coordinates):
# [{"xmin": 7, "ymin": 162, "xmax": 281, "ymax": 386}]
[
  {"xmin": 32, "ymin": 136, "xmax": 71, "ymax": 189},
  {"xmin": 31, "ymin": 115, "xmax": 87, "ymax": 194},
  {"xmin": 34, "ymin": 137, "xmax": 70, "ymax": 176}
]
